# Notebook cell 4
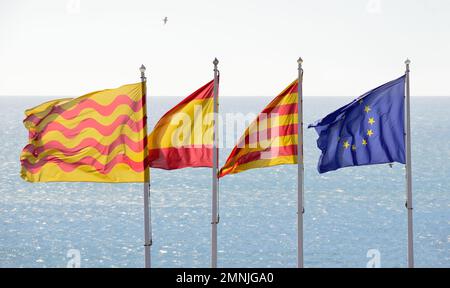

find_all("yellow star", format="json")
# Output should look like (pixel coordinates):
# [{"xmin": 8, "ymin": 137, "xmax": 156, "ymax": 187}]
[
  {"xmin": 367, "ymin": 129, "xmax": 374, "ymax": 137},
  {"xmin": 343, "ymin": 140, "xmax": 350, "ymax": 149},
  {"xmin": 364, "ymin": 105, "xmax": 371, "ymax": 113},
  {"xmin": 351, "ymin": 144, "xmax": 356, "ymax": 151},
  {"xmin": 368, "ymin": 117, "xmax": 375, "ymax": 125},
  {"xmin": 362, "ymin": 138, "xmax": 367, "ymax": 145}
]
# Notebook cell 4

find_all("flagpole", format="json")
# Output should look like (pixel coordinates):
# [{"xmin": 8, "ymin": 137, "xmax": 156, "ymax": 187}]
[
  {"xmin": 297, "ymin": 57, "xmax": 305, "ymax": 268},
  {"xmin": 404, "ymin": 59, "xmax": 414, "ymax": 268},
  {"xmin": 211, "ymin": 58, "xmax": 219, "ymax": 268},
  {"xmin": 140, "ymin": 64, "xmax": 152, "ymax": 268}
]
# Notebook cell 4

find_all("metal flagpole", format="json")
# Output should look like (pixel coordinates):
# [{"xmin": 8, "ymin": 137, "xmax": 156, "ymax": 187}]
[
  {"xmin": 211, "ymin": 58, "xmax": 219, "ymax": 268},
  {"xmin": 140, "ymin": 64, "xmax": 152, "ymax": 268},
  {"xmin": 297, "ymin": 57, "xmax": 304, "ymax": 268},
  {"xmin": 404, "ymin": 59, "xmax": 414, "ymax": 268}
]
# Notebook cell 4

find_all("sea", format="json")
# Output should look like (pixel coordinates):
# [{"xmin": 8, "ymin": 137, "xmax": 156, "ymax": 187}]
[{"xmin": 0, "ymin": 96, "xmax": 449, "ymax": 268}]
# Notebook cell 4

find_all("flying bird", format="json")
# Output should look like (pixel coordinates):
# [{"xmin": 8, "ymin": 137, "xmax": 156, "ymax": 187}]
[{"xmin": 163, "ymin": 17, "xmax": 168, "ymax": 25}]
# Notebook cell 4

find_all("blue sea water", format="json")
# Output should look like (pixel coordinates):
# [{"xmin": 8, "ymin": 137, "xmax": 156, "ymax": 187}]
[{"xmin": 0, "ymin": 96, "xmax": 449, "ymax": 268}]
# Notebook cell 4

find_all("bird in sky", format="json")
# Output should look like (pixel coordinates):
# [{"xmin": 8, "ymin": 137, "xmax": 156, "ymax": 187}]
[{"xmin": 163, "ymin": 17, "xmax": 168, "ymax": 25}]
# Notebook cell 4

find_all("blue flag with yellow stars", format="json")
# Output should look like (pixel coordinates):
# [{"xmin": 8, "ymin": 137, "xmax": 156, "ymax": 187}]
[{"xmin": 308, "ymin": 75, "xmax": 406, "ymax": 173}]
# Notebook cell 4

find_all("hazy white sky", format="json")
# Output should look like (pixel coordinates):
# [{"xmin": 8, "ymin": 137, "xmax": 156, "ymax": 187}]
[{"xmin": 1, "ymin": 0, "xmax": 449, "ymax": 96}]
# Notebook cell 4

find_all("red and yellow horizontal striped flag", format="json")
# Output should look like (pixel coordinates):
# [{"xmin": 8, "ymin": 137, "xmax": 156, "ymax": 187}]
[
  {"xmin": 219, "ymin": 80, "xmax": 298, "ymax": 177},
  {"xmin": 20, "ymin": 83, "xmax": 148, "ymax": 182},
  {"xmin": 148, "ymin": 80, "xmax": 215, "ymax": 170}
]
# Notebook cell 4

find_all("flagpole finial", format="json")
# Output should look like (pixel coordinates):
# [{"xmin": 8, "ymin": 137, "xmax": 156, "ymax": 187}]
[
  {"xmin": 140, "ymin": 64, "xmax": 146, "ymax": 81},
  {"xmin": 298, "ymin": 57, "xmax": 303, "ymax": 74},
  {"xmin": 405, "ymin": 59, "xmax": 410, "ymax": 73},
  {"xmin": 213, "ymin": 58, "xmax": 219, "ymax": 66}
]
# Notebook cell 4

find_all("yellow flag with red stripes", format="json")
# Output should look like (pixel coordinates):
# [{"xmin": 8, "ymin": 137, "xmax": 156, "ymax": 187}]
[
  {"xmin": 148, "ymin": 80, "xmax": 215, "ymax": 170},
  {"xmin": 20, "ymin": 83, "xmax": 147, "ymax": 182},
  {"xmin": 219, "ymin": 80, "xmax": 298, "ymax": 177}
]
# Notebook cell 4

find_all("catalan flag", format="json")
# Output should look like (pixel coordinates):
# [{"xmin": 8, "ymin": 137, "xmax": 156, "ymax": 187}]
[
  {"xmin": 219, "ymin": 80, "xmax": 298, "ymax": 177},
  {"xmin": 148, "ymin": 80, "xmax": 215, "ymax": 170},
  {"xmin": 20, "ymin": 83, "xmax": 147, "ymax": 182}
]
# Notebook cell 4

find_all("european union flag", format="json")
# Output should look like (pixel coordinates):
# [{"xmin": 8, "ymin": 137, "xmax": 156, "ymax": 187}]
[{"xmin": 309, "ymin": 76, "xmax": 406, "ymax": 173}]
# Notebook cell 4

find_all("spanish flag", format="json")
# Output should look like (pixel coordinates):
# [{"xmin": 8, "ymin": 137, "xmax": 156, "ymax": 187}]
[
  {"xmin": 148, "ymin": 80, "xmax": 215, "ymax": 170},
  {"xmin": 219, "ymin": 80, "xmax": 298, "ymax": 177},
  {"xmin": 20, "ymin": 83, "xmax": 148, "ymax": 182}
]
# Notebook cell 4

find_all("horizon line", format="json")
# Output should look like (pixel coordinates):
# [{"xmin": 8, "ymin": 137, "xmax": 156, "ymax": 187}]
[{"xmin": 1, "ymin": 95, "xmax": 450, "ymax": 98}]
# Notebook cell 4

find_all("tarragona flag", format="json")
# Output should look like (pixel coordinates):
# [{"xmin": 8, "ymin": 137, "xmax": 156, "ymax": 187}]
[
  {"xmin": 20, "ymin": 83, "xmax": 147, "ymax": 182},
  {"xmin": 148, "ymin": 80, "xmax": 215, "ymax": 170},
  {"xmin": 219, "ymin": 80, "xmax": 298, "ymax": 177}
]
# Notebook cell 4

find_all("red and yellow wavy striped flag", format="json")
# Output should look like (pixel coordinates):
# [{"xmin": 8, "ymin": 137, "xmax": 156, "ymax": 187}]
[
  {"xmin": 148, "ymin": 80, "xmax": 215, "ymax": 170},
  {"xmin": 20, "ymin": 83, "xmax": 147, "ymax": 182},
  {"xmin": 219, "ymin": 80, "xmax": 298, "ymax": 177}
]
